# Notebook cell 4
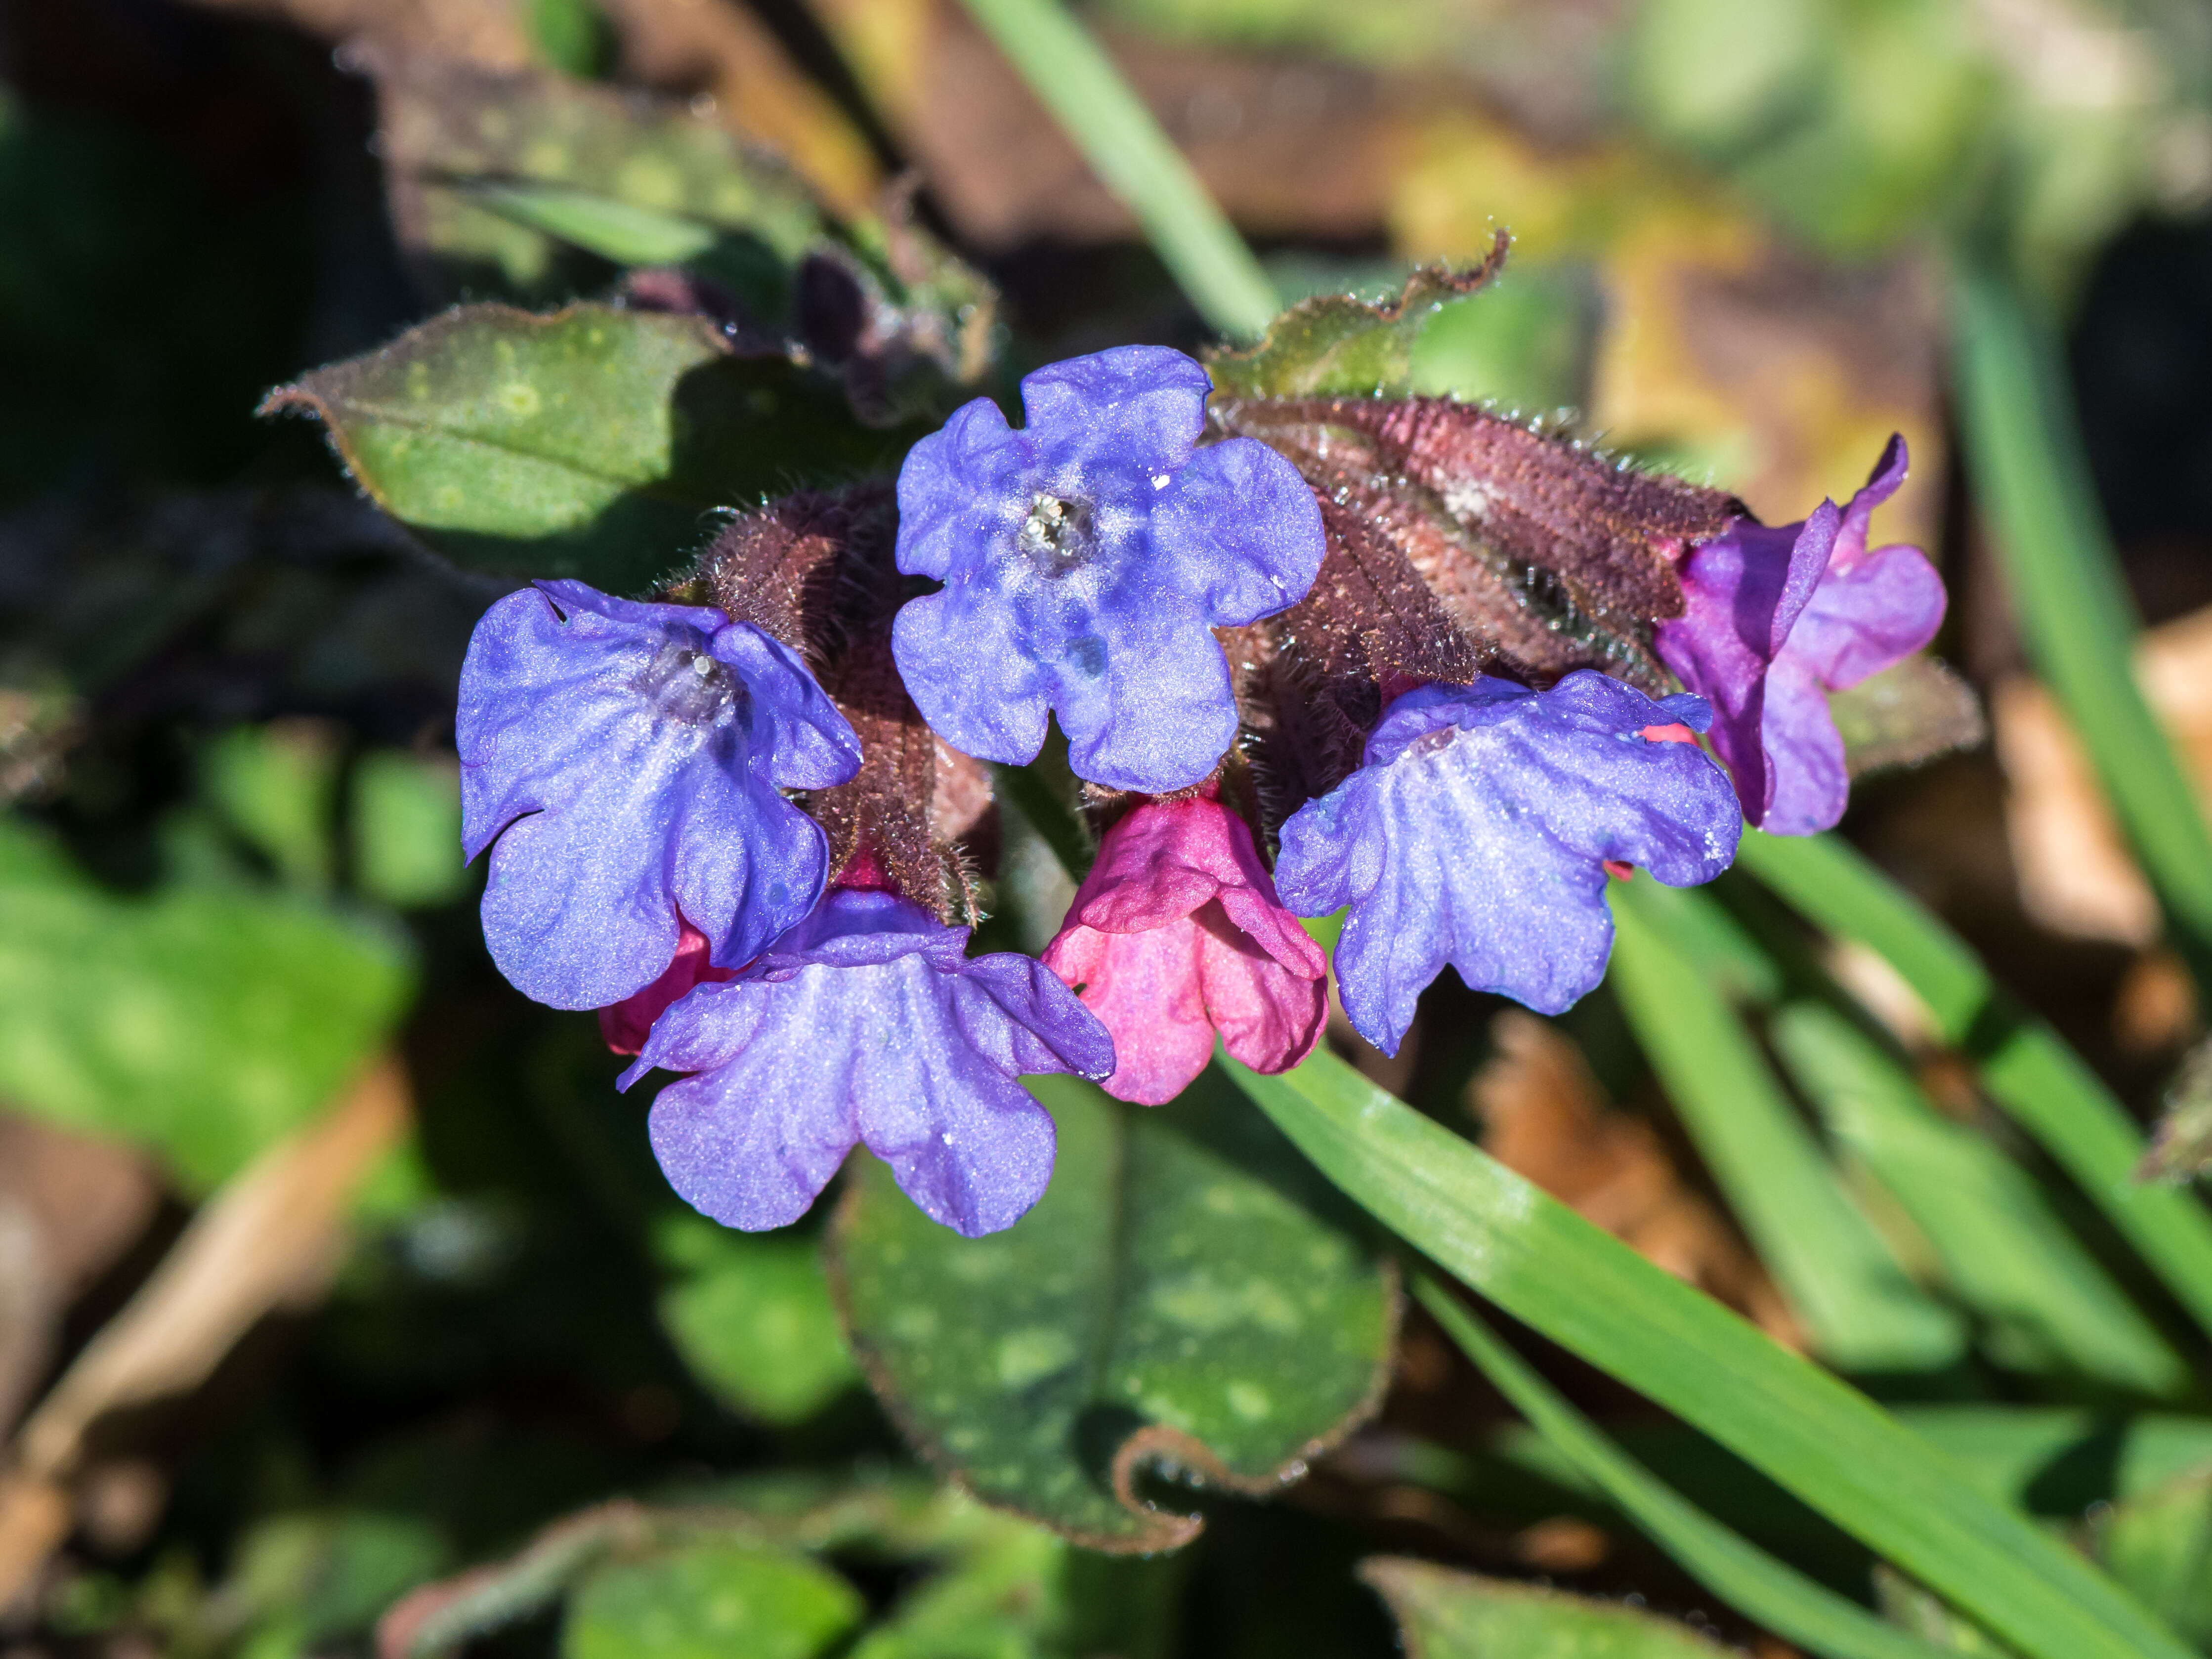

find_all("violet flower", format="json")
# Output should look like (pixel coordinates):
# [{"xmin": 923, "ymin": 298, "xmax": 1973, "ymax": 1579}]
[
  {"xmin": 1273, "ymin": 673, "xmax": 1742, "ymax": 1055},
  {"xmin": 460, "ymin": 580, "xmax": 860, "ymax": 1011},
  {"xmin": 1041, "ymin": 789, "xmax": 1326, "ymax": 1106},
  {"xmin": 1654, "ymin": 437, "xmax": 1946, "ymax": 835},
  {"xmin": 624, "ymin": 888, "xmax": 1115, "ymax": 1237},
  {"xmin": 891, "ymin": 345, "xmax": 1325, "ymax": 793}
]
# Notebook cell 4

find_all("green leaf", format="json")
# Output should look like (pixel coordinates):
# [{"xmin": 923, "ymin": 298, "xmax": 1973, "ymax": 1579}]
[
  {"xmin": 227, "ymin": 1510, "xmax": 450, "ymax": 1646},
  {"xmin": 383, "ymin": 1476, "xmax": 1165, "ymax": 1659},
  {"xmin": 204, "ymin": 723, "xmax": 340, "ymax": 892},
  {"xmin": 827, "ymin": 1070, "xmax": 1397, "ymax": 1550},
  {"xmin": 524, "ymin": 0, "xmax": 616, "ymax": 79},
  {"xmin": 1872, "ymin": 1569, "xmax": 2018, "ymax": 1657},
  {"xmin": 351, "ymin": 751, "xmax": 466, "ymax": 910},
  {"xmin": 1205, "ymin": 241, "xmax": 1510, "ymax": 398},
  {"xmin": 2139, "ymin": 1037, "xmax": 2212, "ymax": 1185},
  {"xmin": 562, "ymin": 1542, "xmax": 862, "ymax": 1659},
  {"xmin": 1769, "ymin": 1002, "xmax": 2187, "ymax": 1397},
  {"xmin": 851, "ymin": 1517, "xmax": 1179, "ymax": 1659},
  {"xmin": 0, "ymin": 816, "xmax": 413, "ymax": 1192},
  {"xmin": 1828, "ymin": 655, "xmax": 1988, "ymax": 780},
  {"xmin": 1895, "ymin": 1407, "xmax": 2212, "ymax": 1515},
  {"xmin": 368, "ymin": 49, "xmax": 822, "ymax": 295},
  {"xmin": 1737, "ymin": 829, "xmax": 2212, "ymax": 1345},
  {"xmin": 2089, "ymin": 1467, "xmax": 2212, "ymax": 1648},
  {"xmin": 263, "ymin": 304, "xmax": 908, "ymax": 592},
  {"xmin": 1952, "ymin": 260, "xmax": 2212, "ymax": 985},
  {"xmin": 1407, "ymin": 262, "xmax": 1595, "ymax": 415},
  {"xmin": 1226, "ymin": 1047, "xmax": 2197, "ymax": 1659},
  {"xmin": 1361, "ymin": 1559, "xmax": 1728, "ymax": 1658},
  {"xmin": 1415, "ymin": 1280, "xmax": 1951, "ymax": 1659},
  {"xmin": 654, "ymin": 1215, "xmax": 858, "ymax": 1425},
  {"xmin": 468, "ymin": 182, "xmax": 723, "ymax": 268},
  {"xmin": 1610, "ymin": 879, "xmax": 1965, "ymax": 1372},
  {"xmin": 363, "ymin": 53, "xmax": 998, "ymax": 421}
]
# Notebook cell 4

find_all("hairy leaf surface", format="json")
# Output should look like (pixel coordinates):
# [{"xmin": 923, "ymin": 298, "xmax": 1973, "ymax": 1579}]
[
  {"xmin": 828, "ymin": 1070, "xmax": 1397, "ymax": 1550},
  {"xmin": 264, "ymin": 305, "xmax": 907, "ymax": 592}
]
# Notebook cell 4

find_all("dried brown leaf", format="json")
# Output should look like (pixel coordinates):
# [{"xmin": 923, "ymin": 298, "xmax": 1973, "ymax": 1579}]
[
  {"xmin": 1473, "ymin": 1013, "xmax": 1795, "ymax": 1341},
  {"xmin": 0, "ymin": 1117, "xmax": 158, "ymax": 1436},
  {"xmin": 1997, "ymin": 605, "xmax": 2212, "ymax": 949},
  {"xmin": 0, "ymin": 1059, "xmax": 410, "ymax": 1609}
]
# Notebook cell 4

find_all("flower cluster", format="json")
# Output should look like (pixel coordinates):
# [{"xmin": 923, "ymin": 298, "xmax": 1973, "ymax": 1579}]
[{"xmin": 456, "ymin": 341, "xmax": 1948, "ymax": 1237}]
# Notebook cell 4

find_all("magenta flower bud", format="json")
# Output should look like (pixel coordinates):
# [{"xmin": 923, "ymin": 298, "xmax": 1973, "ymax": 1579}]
[{"xmin": 1041, "ymin": 790, "xmax": 1327, "ymax": 1105}]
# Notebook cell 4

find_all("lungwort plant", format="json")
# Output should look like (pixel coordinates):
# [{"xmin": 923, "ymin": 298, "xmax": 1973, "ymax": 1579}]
[{"xmin": 10, "ymin": 3, "xmax": 2212, "ymax": 1656}]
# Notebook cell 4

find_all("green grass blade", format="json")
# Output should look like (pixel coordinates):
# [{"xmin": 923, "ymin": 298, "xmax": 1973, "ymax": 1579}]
[
  {"xmin": 1610, "ymin": 880, "xmax": 1964, "ymax": 1372},
  {"xmin": 1894, "ymin": 1406, "xmax": 2212, "ymax": 1512},
  {"xmin": 1738, "ymin": 829, "xmax": 2212, "ymax": 1341},
  {"xmin": 1770, "ymin": 1002, "xmax": 2190, "ymax": 1398},
  {"xmin": 1226, "ymin": 1049, "xmax": 2195, "ymax": 1659},
  {"xmin": 955, "ymin": 0, "xmax": 1280, "ymax": 341},
  {"xmin": 1413, "ymin": 1276, "xmax": 1954, "ymax": 1659},
  {"xmin": 467, "ymin": 182, "xmax": 720, "ymax": 266},
  {"xmin": 1950, "ymin": 259, "xmax": 2212, "ymax": 977}
]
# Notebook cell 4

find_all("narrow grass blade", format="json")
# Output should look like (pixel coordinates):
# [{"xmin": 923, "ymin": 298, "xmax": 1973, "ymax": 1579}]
[
  {"xmin": 1226, "ymin": 1050, "xmax": 2196, "ymax": 1659},
  {"xmin": 1413, "ymin": 1277, "xmax": 1952, "ymax": 1659},
  {"xmin": 1893, "ymin": 1406, "xmax": 2212, "ymax": 1512},
  {"xmin": 467, "ymin": 182, "xmax": 720, "ymax": 266},
  {"xmin": 956, "ymin": 0, "xmax": 1280, "ymax": 341},
  {"xmin": 1610, "ymin": 880, "xmax": 1964, "ymax": 1372},
  {"xmin": 1770, "ymin": 1001, "xmax": 2189, "ymax": 1398},
  {"xmin": 1950, "ymin": 259, "xmax": 2212, "ymax": 978},
  {"xmin": 1738, "ymin": 828, "xmax": 2212, "ymax": 1341}
]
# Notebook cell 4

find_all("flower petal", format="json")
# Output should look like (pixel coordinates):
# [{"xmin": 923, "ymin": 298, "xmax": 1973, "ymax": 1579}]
[
  {"xmin": 1016, "ymin": 344, "xmax": 1212, "ymax": 473},
  {"xmin": 708, "ymin": 622, "xmax": 863, "ymax": 790},
  {"xmin": 890, "ymin": 582, "xmax": 1054, "ymax": 765},
  {"xmin": 1195, "ymin": 902, "xmax": 1327, "ymax": 1076},
  {"xmin": 1759, "ymin": 659, "xmax": 1853, "ymax": 837},
  {"xmin": 1151, "ymin": 435, "xmax": 1327, "ymax": 625},
  {"xmin": 644, "ymin": 976, "xmax": 858, "ymax": 1231},
  {"xmin": 1831, "ymin": 433, "xmax": 1909, "ymax": 571},
  {"xmin": 1784, "ymin": 543, "xmax": 1947, "ymax": 690},
  {"xmin": 1276, "ymin": 674, "xmax": 1741, "ymax": 1054},
  {"xmin": 1045, "ymin": 920, "xmax": 1216, "ymax": 1105},
  {"xmin": 888, "ymin": 346, "xmax": 1322, "ymax": 792},
  {"xmin": 1654, "ymin": 503, "xmax": 1840, "ymax": 820},
  {"xmin": 633, "ymin": 890, "xmax": 1107, "ymax": 1236}
]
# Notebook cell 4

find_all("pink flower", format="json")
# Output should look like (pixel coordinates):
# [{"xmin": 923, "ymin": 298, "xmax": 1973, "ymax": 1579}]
[{"xmin": 1042, "ymin": 791, "xmax": 1328, "ymax": 1105}]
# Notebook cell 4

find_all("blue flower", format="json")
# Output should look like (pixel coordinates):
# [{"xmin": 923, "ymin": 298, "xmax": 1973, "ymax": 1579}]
[
  {"xmin": 892, "ymin": 345, "xmax": 1325, "ymax": 793},
  {"xmin": 622, "ymin": 889, "xmax": 1116, "ymax": 1236},
  {"xmin": 459, "ymin": 580, "xmax": 860, "ymax": 1011},
  {"xmin": 1273, "ymin": 673, "xmax": 1742, "ymax": 1054}
]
